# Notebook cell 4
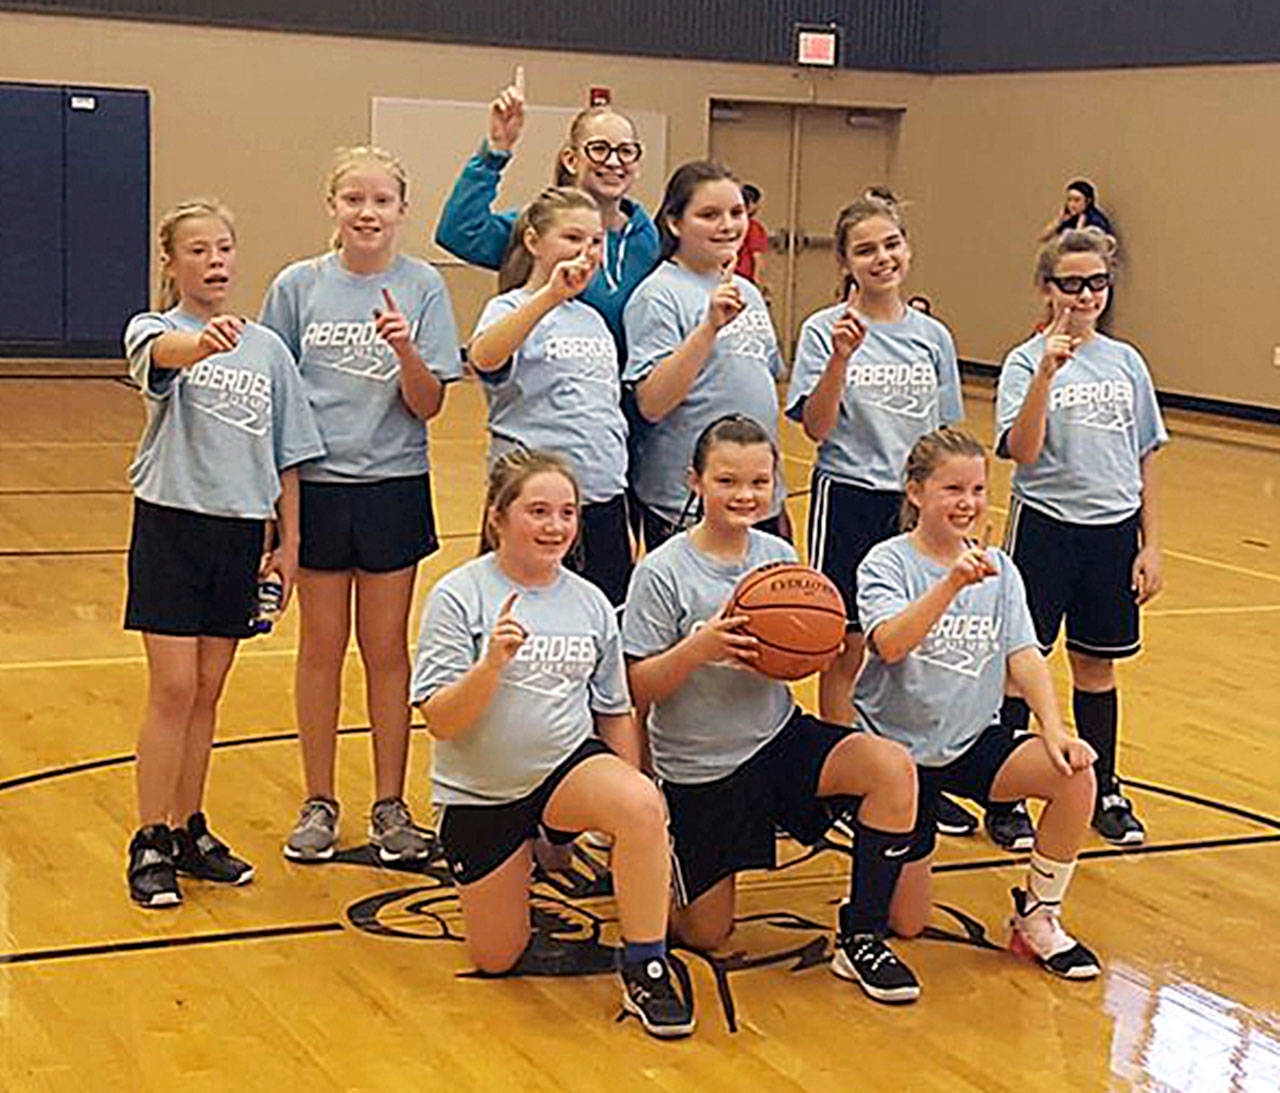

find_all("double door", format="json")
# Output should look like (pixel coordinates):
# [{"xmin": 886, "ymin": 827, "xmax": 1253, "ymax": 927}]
[
  {"xmin": 709, "ymin": 100, "xmax": 901, "ymax": 365},
  {"xmin": 0, "ymin": 82, "xmax": 149, "ymax": 352}
]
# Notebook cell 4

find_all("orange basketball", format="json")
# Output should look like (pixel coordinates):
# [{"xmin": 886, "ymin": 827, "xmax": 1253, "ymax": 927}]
[{"xmin": 729, "ymin": 562, "xmax": 847, "ymax": 681}]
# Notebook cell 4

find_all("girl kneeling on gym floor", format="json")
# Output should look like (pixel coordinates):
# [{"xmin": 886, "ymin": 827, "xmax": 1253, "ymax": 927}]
[
  {"xmin": 622, "ymin": 414, "xmax": 921, "ymax": 1005},
  {"xmin": 411, "ymin": 450, "xmax": 693, "ymax": 1040},
  {"xmin": 855, "ymin": 427, "xmax": 1101, "ymax": 979}
]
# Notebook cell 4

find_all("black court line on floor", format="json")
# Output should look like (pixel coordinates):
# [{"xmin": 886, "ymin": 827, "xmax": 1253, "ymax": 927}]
[
  {"xmin": 3, "ymin": 831, "xmax": 1278, "ymax": 969},
  {"xmin": 0, "ymin": 528, "xmax": 484, "ymax": 559}
]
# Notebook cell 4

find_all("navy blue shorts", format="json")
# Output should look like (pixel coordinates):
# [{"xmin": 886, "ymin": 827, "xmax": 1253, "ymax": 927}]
[
  {"xmin": 807, "ymin": 471, "xmax": 902, "ymax": 630},
  {"xmin": 300, "ymin": 473, "xmax": 438, "ymax": 573},
  {"xmin": 1005, "ymin": 497, "xmax": 1141, "ymax": 659},
  {"xmin": 125, "ymin": 499, "xmax": 263, "ymax": 639},
  {"xmin": 661, "ymin": 711, "xmax": 857, "ymax": 904}
]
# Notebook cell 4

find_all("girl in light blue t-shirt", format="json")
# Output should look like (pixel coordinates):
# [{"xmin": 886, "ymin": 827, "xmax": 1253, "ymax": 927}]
[
  {"xmin": 623, "ymin": 162, "xmax": 786, "ymax": 551},
  {"xmin": 123, "ymin": 200, "xmax": 324, "ymax": 909},
  {"xmin": 260, "ymin": 147, "xmax": 462, "ymax": 866},
  {"xmin": 624, "ymin": 415, "xmax": 921, "ymax": 1006},
  {"xmin": 469, "ymin": 186, "xmax": 631, "ymax": 606},
  {"xmin": 854, "ymin": 427, "xmax": 1100, "ymax": 981},
  {"xmin": 412, "ymin": 451, "xmax": 692, "ymax": 1040},
  {"xmin": 786, "ymin": 192, "xmax": 963, "ymax": 728}
]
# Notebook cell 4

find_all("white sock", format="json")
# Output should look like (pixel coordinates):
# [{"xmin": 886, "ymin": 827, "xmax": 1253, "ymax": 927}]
[{"xmin": 1026, "ymin": 849, "xmax": 1075, "ymax": 908}]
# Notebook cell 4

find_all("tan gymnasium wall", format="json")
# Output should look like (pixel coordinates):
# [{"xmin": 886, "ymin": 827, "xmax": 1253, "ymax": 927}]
[
  {"xmin": 906, "ymin": 64, "xmax": 1280, "ymax": 409},
  {"xmin": 3, "ymin": 11, "xmax": 1278, "ymax": 409},
  {"xmin": 0, "ymin": 11, "xmax": 920, "ymax": 347}
]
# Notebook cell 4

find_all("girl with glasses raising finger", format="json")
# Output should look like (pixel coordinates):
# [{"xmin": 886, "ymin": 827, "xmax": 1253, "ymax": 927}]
[
  {"xmin": 436, "ymin": 66, "xmax": 659, "ymax": 351},
  {"xmin": 993, "ymin": 227, "xmax": 1167, "ymax": 849}
]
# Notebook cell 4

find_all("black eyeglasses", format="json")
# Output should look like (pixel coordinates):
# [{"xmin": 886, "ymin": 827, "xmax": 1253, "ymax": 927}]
[
  {"xmin": 581, "ymin": 139, "xmax": 643, "ymax": 166},
  {"xmin": 1048, "ymin": 273, "xmax": 1112, "ymax": 295}
]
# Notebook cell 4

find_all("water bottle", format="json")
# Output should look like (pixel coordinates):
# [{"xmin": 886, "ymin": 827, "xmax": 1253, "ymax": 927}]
[{"xmin": 249, "ymin": 577, "xmax": 284, "ymax": 635}]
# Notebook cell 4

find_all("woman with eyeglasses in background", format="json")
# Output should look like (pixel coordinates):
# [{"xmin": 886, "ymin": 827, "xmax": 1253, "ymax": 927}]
[
  {"xmin": 992, "ymin": 227, "xmax": 1166, "ymax": 849},
  {"xmin": 436, "ymin": 66, "xmax": 659, "ymax": 351}
]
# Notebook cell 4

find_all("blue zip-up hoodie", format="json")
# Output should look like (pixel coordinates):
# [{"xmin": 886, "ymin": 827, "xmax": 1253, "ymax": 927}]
[{"xmin": 435, "ymin": 143, "xmax": 661, "ymax": 356}]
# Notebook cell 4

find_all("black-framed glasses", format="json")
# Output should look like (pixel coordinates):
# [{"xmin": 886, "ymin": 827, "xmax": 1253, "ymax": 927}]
[
  {"xmin": 1048, "ymin": 273, "xmax": 1112, "ymax": 295},
  {"xmin": 581, "ymin": 139, "xmax": 643, "ymax": 166}
]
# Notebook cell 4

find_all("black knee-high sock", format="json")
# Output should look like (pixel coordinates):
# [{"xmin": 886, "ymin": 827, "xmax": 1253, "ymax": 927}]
[
  {"xmin": 1001, "ymin": 696, "xmax": 1030, "ymax": 732},
  {"xmin": 845, "ymin": 820, "xmax": 913, "ymax": 936},
  {"xmin": 1074, "ymin": 688, "xmax": 1118, "ymax": 797}
]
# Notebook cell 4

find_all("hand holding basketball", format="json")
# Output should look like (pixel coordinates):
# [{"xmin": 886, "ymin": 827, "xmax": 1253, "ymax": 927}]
[
  {"xmin": 706, "ymin": 264, "xmax": 745, "ymax": 330},
  {"xmin": 485, "ymin": 592, "xmax": 527, "ymax": 669},
  {"xmin": 728, "ymin": 563, "xmax": 847, "ymax": 680},
  {"xmin": 374, "ymin": 288, "xmax": 412, "ymax": 355},
  {"xmin": 197, "ymin": 314, "xmax": 244, "ymax": 358},
  {"xmin": 489, "ymin": 65, "xmax": 526, "ymax": 152},
  {"xmin": 687, "ymin": 603, "xmax": 759, "ymax": 667}
]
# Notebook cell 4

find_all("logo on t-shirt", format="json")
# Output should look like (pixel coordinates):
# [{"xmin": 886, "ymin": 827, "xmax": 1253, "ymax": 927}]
[
  {"xmin": 718, "ymin": 307, "xmax": 777, "ymax": 365},
  {"xmin": 543, "ymin": 334, "xmax": 619, "ymax": 391},
  {"xmin": 301, "ymin": 319, "xmax": 420, "ymax": 383},
  {"xmin": 845, "ymin": 355, "xmax": 939, "ymax": 421},
  {"xmin": 915, "ymin": 612, "xmax": 1002, "ymax": 678},
  {"xmin": 503, "ymin": 632, "xmax": 597, "ymax": 697},
  {"xmin": 184, "ymin": 359, "xmax": 272, "ymax": 436},
  {"xmin": 1048, "ymin": 377, "xmax": 1135, "ymax": 433}
]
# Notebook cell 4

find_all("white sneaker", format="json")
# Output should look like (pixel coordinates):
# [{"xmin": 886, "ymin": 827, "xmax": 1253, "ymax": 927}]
[{"xmin": 1009, "ymin": 887, "xmax": 1100, "ymax": 979}]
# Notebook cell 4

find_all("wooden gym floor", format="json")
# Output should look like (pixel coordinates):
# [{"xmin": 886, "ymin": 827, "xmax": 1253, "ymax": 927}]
[{"xmin": 1, "ymin": 364, "xmax": 1278, "ymax": 1091}]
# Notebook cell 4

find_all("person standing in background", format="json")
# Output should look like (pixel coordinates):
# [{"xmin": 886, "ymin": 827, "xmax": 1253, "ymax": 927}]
[{"xmin": 734, "ymin": 183, "xmax": 769, "ymax": 286}]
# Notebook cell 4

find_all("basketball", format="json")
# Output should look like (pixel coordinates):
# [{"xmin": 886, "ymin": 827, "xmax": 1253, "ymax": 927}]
[{"xmin": 729, "ymin": 562, "xmax": 847, "ymax": 680}]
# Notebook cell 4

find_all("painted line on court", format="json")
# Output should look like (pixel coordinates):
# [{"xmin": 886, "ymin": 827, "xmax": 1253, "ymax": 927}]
[
  {"xmin": 1145, "ymin": 603, "xmax": 1280, "ymax": 618},
  {"xmin": 0, "ymin": 922, "xmax": 345, "ymax": 966}
]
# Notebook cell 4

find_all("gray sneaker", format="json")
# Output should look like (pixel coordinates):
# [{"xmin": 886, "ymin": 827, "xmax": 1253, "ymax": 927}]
[
  {"xmin": 284, "ymin": 796, "xmax": 339, "ymax": 861},
  {"xmin": 370, "ymin": 797, "xmax": 432, "ymax": 862}
]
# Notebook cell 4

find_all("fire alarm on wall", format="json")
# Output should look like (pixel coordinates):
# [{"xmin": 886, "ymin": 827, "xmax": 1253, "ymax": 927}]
[{"xmin": 589, "ymin": 86, "xmax": 612, "ymax": 106}]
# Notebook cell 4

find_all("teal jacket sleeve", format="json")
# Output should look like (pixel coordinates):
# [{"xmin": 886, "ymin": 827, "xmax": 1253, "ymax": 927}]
[{"xmin": 434, "ymin": 146, "xmax": 520, "ymax": 270}]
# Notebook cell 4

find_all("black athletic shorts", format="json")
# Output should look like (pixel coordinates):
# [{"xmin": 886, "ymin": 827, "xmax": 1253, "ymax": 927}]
[
  {"xmin": 637, "ymin": 499, "xmax": 786, "ymax": 554},
  {"xmin": 807, "ymin": 471, "xmax": 902, "ymax": 629},
  {"xmin": 124, "ymin": 498, "xmax": 264, "ymax": 639},
  {"xmin": 299, "ymin": 473, "xmax": 438, "ymax": 573},
  {"xmin": 904, "ymin": 723, "xmax": 1035, "ymax": 862},
  {"xmin": 661, "ymin": 710, "xmax": 857, "ymax": 905},
  {"xmin": 437, "ymin": 737, "xmax": 611, "ymax": 886},
  {"xmin": 568, "ymin": 492, "xmax": 632, "ymax": 608},
  {"xmin": 1005, "ymin": 497, "xmax": 1141, "ymax": 659}
]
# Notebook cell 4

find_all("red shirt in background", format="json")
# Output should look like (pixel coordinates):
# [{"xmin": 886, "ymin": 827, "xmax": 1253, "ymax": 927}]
[{"xmin": 735, "ymin": 218, "xmax": 768, "ymax": 281}]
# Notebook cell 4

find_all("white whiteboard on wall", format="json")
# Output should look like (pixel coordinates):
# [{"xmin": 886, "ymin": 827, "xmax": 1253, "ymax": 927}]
[{"xmin": 372, "ymin": 97, "xmax": 668, "ymax": 265}]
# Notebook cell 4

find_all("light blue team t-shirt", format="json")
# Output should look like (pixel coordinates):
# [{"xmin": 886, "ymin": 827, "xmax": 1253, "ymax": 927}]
[
  {"xmin": 622, "ymin": 262, "xmax": 783, "ymax": 525},
  {"xmin": 259, "ymin": 252, "xmax": 462, "ymax": 483},
  {"xmin": 124, "ymin": 309, "xmax": 325, "ymax": 519},
  {"xmin": 473, "ymin": 290, "xmax": 628, "ymax": 505},
  {"xmin": 854, "ymin": 534, "xmax": 1039, "ymax": 767},
  {"xmin": 786, "ymin": 304, "xmax": 964, "ymax": 490},
  {"xmin": 996, "ymin": 333, "xmax": 1167, "ymax": 525},
  {"xmin": 621, "ymin": 529, "xmax": 798, "ymax": 784},
  {"xmin": 411, "ymin": 555, "xmax": 631, "ymax": 806}
]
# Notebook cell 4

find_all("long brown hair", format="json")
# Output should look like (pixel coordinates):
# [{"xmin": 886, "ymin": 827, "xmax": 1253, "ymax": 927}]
[
  {"xmin": 497, "ymin": 187, "xmax": 600, "ymax": 293},
  {"xmin": 156, "ymin": 200, "xmax": 235, "ymax": 311},
  {"xmin": 833, "ymin": 191, "xmax": 906, "ymax": 299}
]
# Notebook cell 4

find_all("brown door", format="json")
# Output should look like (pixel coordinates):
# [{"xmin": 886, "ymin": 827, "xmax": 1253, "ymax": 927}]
[{"xmin": 710, "ymin": 100, "xmax": 901, "ymax": 366}]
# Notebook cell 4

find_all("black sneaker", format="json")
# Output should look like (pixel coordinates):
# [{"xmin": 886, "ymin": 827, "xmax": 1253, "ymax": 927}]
[
  {"xmin": 1009, "ymin": 887, "xmax": 1101, "ymax": 980},
  {"xmin": 173, "ymin": 812, "xmax": 255, "ymax": 885},
  {"xmin": 831, "ymin": 902, "xmax": 919, "ymax": 1003},
  {"xmin": 619, "ymin": 958, "xmax": 695, "ymax": 1039},
  {"xmin": 936, "ymin": 794, "xmax": 978, "ymax": 836},
  {"xmin": 985, "ymin": 800, "xmax": 1035, "ymax": 852},
  {"xmin": 1093, "ymin": 792, "xmax": 1146, "ymax": 846},
  {"xmin": 127, "ymin": 824, "xmax": 181, "ymax": 908}
]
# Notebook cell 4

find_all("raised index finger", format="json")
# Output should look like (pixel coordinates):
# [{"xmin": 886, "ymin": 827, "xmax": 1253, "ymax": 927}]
[
  {"xmin": 514, "ymin": 65, "xmax": 526, "ymax": 98},
  {"xmin": 498, "ymin": 591, "xmax": 519, "ymax": 619},
  {"xmin": 721, "ymin": 260, "xmax": 736, "ymax": 284},
  {"xmin": 381, "ymin": 287, "xmax": 398, "ymax": 312}
]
